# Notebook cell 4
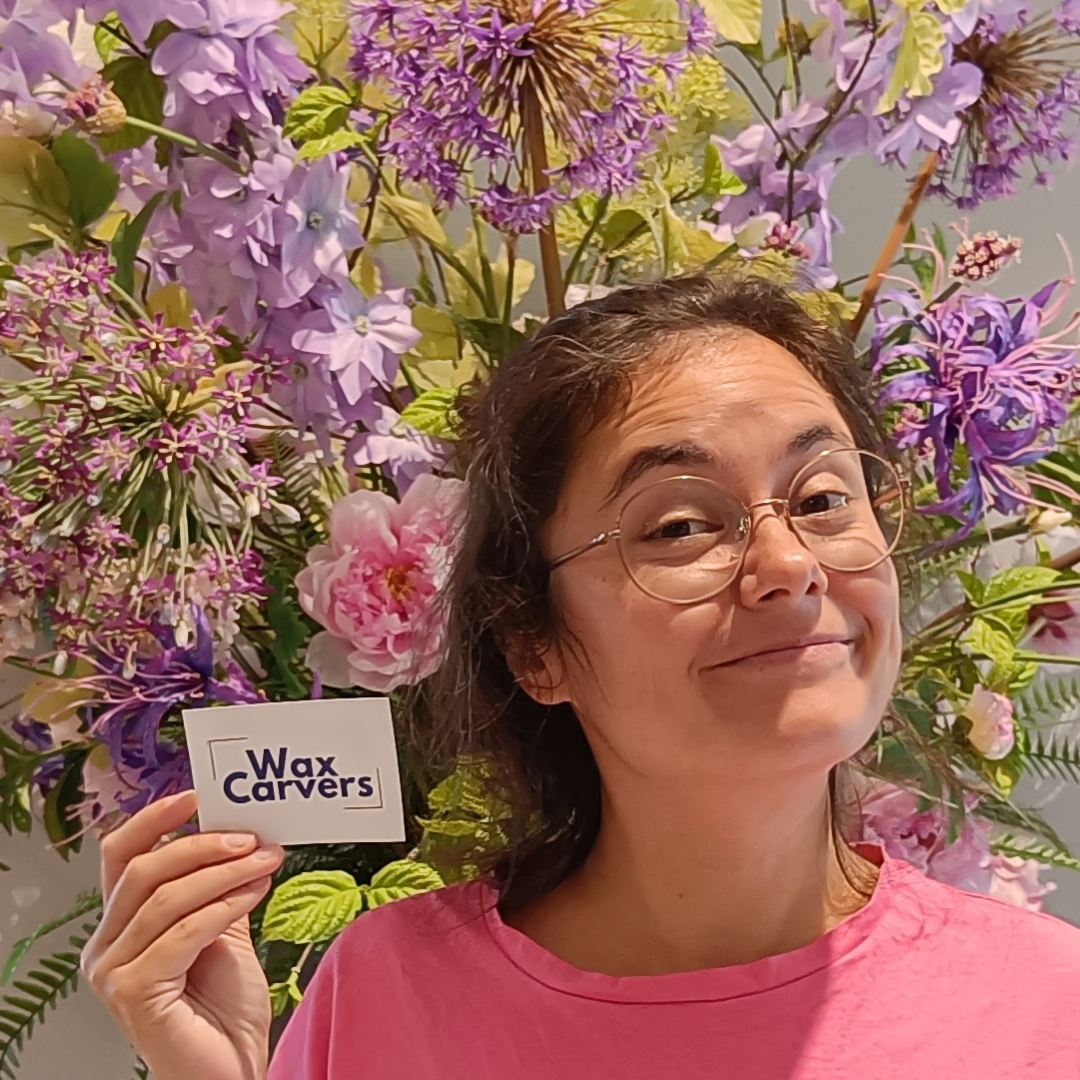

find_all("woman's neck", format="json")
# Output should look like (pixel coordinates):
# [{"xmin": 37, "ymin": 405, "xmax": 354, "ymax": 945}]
[{"xmin": 505, "ymin": 778, "xmax": 880, "ymax": 977}]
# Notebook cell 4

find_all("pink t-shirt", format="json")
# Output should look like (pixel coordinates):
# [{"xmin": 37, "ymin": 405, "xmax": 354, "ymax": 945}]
[{"xmin": 270, "ymin": 842, "xmax": 1080, "ymax": 1078}]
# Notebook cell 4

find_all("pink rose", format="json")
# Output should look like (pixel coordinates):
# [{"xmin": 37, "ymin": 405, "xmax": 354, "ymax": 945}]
[
  {"xmin": 296, "ymin": 473, "xmax": 464, "ymax": 692},
  {"xmin": 961, "ymin": 686, "xmax": 1015, "ymax": 760}
]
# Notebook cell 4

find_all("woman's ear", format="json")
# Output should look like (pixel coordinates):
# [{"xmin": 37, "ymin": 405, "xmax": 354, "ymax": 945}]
[{"xmin": 503, "ymin": 635, "xmax": 572, "ymax": 707}]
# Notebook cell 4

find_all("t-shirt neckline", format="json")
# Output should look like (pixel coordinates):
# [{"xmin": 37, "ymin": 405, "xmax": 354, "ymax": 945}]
[{"xmin": 482, "ymin": 841, "xmax": 910, "ymax": 1004}]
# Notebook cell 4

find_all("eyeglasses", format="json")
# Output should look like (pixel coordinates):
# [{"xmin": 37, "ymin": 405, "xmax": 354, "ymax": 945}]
[{"xmin": 548, "ymin": 448, "xmax": 907, "ymax": 605}]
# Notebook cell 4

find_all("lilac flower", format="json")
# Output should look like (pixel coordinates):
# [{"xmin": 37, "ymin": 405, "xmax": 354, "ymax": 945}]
[
  {"xmin": 348, "ymin": 0, "xmax": 684, "ymax": 230},
  {"xmin": 871, "ymin": 273, "xmax": 1080, "ymax": 533},
  {"xmin": 47, "ymin": 0, "xmax": 201, "ymax": 46},
  {"xmin": 0, "ymin": 4, "xmax": 86, "ymax": 88},
  {"xmin": 291, "ymin": 285, "xmax": 421, "ymax": 412},
  {"xmin": 151, "ymin": 0, "xmax": 308, "ymax": 142},
  {"xmin": 278, "ymin": 157, "xmax": 363, "ymax": 299}
]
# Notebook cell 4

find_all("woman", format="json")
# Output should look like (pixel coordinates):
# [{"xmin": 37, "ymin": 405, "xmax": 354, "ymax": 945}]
[{"xmin": 84, "ymin": 274, "xmax": 1080, "ymax": 1080}]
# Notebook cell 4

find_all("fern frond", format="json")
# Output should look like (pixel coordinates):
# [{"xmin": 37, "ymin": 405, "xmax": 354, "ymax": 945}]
[
  {"xmin": 1015, "ymin": 725, "xmax": 1080, "ymax": 784},
  {"xmin": 1014, "ymin": 676, "xmax": 1080, "ymax": 728},
  {"xmin": 1, "ymin": 889, "xmax": 101, "ymax": 985},
  {"xmin": 0, "ymin": 922, "xmax": 93, "ymax": 1079},
  {"xmin": 990, "ymin": 832, "xmax": 1080, "ymax": 873},
  {"xmin": 973, "ymin": 795, "xmax": 1067, "ymax": 851}
]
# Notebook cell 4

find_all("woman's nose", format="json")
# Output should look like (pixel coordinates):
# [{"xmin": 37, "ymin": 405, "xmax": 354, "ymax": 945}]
[{"xmin": 736, "ymin": 506, "xmax": 828, "ymax": 607}]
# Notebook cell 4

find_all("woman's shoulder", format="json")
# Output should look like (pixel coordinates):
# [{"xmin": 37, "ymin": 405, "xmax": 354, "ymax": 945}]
[{"xmin": 325, "ymin": 877, "xmax": 497, "ymax": 972}]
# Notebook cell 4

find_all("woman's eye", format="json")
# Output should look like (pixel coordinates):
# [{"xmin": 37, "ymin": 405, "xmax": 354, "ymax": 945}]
[
  {"xmin": 650, "ymin": 516, "xmax": 720, "ymax": 540},
  {"xmin": 794, "ymin": 490, "xmax": 849, "ymax": 516}
]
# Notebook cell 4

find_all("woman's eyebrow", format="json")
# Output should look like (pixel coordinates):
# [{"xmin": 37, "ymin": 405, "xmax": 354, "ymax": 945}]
[{"xmin": 602, "ymin": 424, "xmax": 852, "ymax": 507}]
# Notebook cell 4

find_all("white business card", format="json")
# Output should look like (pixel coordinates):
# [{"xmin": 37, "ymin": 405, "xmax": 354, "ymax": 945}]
[{"xmin": 182, "ymin": 697, "xmax": 406, "ymax": 846}]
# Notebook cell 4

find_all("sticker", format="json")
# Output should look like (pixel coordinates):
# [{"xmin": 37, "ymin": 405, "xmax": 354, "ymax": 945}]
[{"xmin": 182, "ymin": 697, "xmax": 406, "ymax": 846}]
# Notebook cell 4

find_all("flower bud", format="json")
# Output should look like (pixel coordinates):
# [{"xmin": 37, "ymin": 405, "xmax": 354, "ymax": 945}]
[{"xmin": 64, "ymin": 75, "xmax": 128, "ymax": 137}]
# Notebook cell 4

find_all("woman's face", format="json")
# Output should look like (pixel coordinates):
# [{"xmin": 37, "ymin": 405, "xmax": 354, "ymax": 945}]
[{"xmin": 535, "ymin": 331, "xmax": 903, "ymax": 788}]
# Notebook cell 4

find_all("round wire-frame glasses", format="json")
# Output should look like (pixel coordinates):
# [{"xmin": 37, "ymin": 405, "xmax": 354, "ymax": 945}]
[{"xmin": 548, "ymin": 448, "xmax": 908, "ymax": 605}]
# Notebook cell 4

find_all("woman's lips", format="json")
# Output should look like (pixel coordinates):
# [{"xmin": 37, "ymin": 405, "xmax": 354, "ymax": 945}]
[{"xmin": 711, "ymin": 637, "xmax": 855, "ymax": 668}]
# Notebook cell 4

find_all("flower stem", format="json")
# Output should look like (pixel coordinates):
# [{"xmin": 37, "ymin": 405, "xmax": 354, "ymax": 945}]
[
  {"xmin": 849, "ymin": 150, "xmax": 939, "ymax": 338},
  {"xmin": 521, "ymin": 86, "xmax": 565, "ymax": 318},
  {"xmin": 122, "ymin": 116, "xmax": 245, "ymax": 174}
]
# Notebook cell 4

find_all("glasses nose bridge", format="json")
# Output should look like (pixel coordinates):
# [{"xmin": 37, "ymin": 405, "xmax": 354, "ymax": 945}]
[{"xmin": 741, "ymin": 496, "xmax": 794, "ymax": 539}]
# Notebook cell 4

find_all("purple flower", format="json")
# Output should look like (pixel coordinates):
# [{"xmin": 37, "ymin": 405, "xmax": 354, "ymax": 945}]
[
  {"xmin": 76, "ymin": 607, "xmax": 260, "ymax": 813},
  {"xmin": 0, "ymin": 4, "xmax": 86, "ymax": 88},
  {"xmin": 278, "ymin": 157, "xmax": 363, "ymax": 299},
  {"xmin": 291, "ymin": 285, "xmax": 421, "ymax": 411},
  {"xmin": 47, "ymin": 0, "xmax": 203, "ymax": 45},
  {"xmin": 346, "ymin": 395, "xmax": 449, "ymax": 496},
  {"xmin": 151, "ymin": 0, "xmax": 308, "ymax": 142},
  {"xmin": 348, "ymin": 0, "xmax": 683, "ymax": 229},
  {"xmin": 872, "ymin": 275, "xmax": 1080, "ymax": 533}
]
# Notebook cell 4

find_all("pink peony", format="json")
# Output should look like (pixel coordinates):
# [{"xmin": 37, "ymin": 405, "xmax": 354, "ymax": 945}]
[
  {"xmin": 961, "ymin": 686, "xmax": 1016, "ymax": 760},
  {"xmin": 296, "ymin": 474, "xmax": 464, "ymax": 692},
  {"xmin": 854, "ymin": 776, "xmax": 1057, "ymax": 910}
]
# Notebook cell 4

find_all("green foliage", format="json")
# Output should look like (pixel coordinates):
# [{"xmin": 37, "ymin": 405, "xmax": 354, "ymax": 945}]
[
  {"xmin": 1014, "ymin": 676, "xmax": 1080, "ymax": 727},
  {"xmin": 699, "ymin": 0, "xmax": 763, "ymax": 45},
  {"xmin": 50, "ymin": 132, "xmax": 119, "ymax": 231},
  {"xmin": 399, "ymin": 386, "xmax": 461, "ymax": 440},
  {"xmin": 96, "ymin": 55, "xmax": 166, "ymax": 154},
  {"xmin": 991, "ymin": 833, "xmax": 1080, "ymax": 873},
  {"xmin": 701, "ymin": 142, "xmax": 747, "ymax": 197},
  {"xmin": 262, "ymin": 859, "xmax": 445, "ymax": 945},
  {"xmin": 1014, "ymin": 724, "xmax": 1080, "ymax": 785},
  {"xmin": 0, "ymin": 137, "xmax": 71, "ymax": 250},
  {"xmin": 266, "ymin": 567, "xmax": 312, "ymax": 698},
  {"xmin": 457, "ymin": 315, "xmax": 525, "ymax": 362},
  {"xmin": 111, "ymin": 191, "xmax": 165, "ymax": 296},
  {"xmin": 1, "ymin": 891, "xmax": 102, "ymax": 986},
  {"xmin": 0, "ymin": 923, "xmax": 96, "ymax": 1078},
  {"xmin": 284, "ymin": 85, "xmax": 355, "ymax": 143},
  {"xmin": 876, "ymin": 9, "xmax": 946, "ymax": 114},
  {"xmin": 297, "ymin": 130, "xmax": 367, "ymax": 161}
]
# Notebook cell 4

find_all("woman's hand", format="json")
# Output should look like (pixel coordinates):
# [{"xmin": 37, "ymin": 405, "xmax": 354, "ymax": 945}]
[{"xmin": 82, "ymin": 790, "xmax": 285, "ymax": 1080}]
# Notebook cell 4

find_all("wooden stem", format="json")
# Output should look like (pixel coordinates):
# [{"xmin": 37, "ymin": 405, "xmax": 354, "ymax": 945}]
[
  {"xmin": 849, "ymin": 150, "xmax": 940, "ymax": 339},
  {"xmin": 521, "ymin": 86, "xmax": 565, "ymax": 318}
]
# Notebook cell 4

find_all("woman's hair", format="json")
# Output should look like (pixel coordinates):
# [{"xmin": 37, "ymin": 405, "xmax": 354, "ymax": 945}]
[{"xmin": 412, "ymin": 271, "xmax": 893, "ymax": 914}]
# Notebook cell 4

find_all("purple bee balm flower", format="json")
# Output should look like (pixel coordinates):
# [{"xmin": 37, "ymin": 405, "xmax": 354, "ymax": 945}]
[
  {"xmin": 872, "ymin": 271, "xmax": 1080, "ymax": 534},
  {"xmin": 291, "ymin": 284, "xmax": 422, "ymax": 411},
  {"xmin": 278, "ymin": 157, "xmax": 363, "ymax": 299}
]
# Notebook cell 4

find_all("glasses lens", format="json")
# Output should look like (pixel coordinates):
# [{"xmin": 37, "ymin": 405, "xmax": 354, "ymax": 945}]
[
  {"xmin": 618, "ymin": 477, "xmax": 747, "ymax": 602},
  {"xmin": 788, "ymin": 450, "xmax": 904, "ymax": 571}
]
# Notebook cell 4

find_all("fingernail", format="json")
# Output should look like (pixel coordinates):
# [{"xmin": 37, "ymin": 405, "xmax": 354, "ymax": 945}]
[
  {"xmin": 223, "ymin": 833, "xmax": 256, "ymax": 849},
  {"xmin": 254, "ymin": 845, "xmax": 284, "ymax": 862}
]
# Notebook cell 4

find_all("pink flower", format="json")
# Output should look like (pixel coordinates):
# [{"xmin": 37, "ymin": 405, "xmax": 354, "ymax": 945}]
[
  {"xmin": 854, "ymin": 777, "xmax": 1058, "ymax": 910},
  {"xmin": 296, "ymin": 474, "xmax": 464, "ymax": 692},
  {"xmin": 961, "ymin": 686, "xmax": 1016, "ymax": 760},
  {"xmin": 1027, "ymin": 597, "xmax": 1080, "ymax": 657}
]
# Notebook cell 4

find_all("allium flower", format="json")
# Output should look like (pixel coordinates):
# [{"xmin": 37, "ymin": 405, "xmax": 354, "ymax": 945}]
[
  {"xmin": 291, "ymin": 285, "xmax": 421, "ymax": 412},
  {"xmin": 872, "ymin": 266, "xmax": 1080, "ymax": 533},
  {"xmin": 939, "ymin": 6, "xmax": 1080, "ymax": 207},
  {"xmin": 349, "ymin": 0, "xmax": 687, "ymax": 230},
  {"xmin": 961, "ymin": 686, "xmax": 1016, "ymax": 759},
  {"xmin": 296, "ymin": 474, "xmax": 464, "ymax": 692}
]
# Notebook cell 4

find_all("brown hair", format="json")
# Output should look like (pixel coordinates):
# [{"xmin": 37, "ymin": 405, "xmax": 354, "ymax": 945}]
[{"xmin": 412, "ymin": 271, "xmax": 892, "ymax": 915}]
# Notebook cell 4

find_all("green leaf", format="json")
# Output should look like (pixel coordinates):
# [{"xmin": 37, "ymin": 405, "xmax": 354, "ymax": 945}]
[
  {"xmin": 262, "ymin": 871, "xmax": 361, "ymax": 944},
  {"xmin": 0, "ymin": 137, "xmax": 70, "ymax": 249},
  {"xmin": 362, "ymin": 860, "xmax": 444, "ymax": 909},
  {"xmin": 955, "ymin": 570, "xmax": 985, "ymax": 604},
  {"xmin": 457, "ymin": 315, "xmax": 525, "ymax": 362},
  {"xmin": 599, "ymin": 207, "xmax": 646, "ymax": 250},
  {"xmin": 112, "ymin": 191, "xmax": 164, "ymax": 297},
  {"xmin": 965, "ymin": 616, "xmax": 1016, "ymax": 668},
  {"xmin": 931, "ymin": 222, "xmax": 950, "ymax": 262},
  {"xmin": 982, "ymin": 565, "xmax": 1061, "ymax": 606},
  {"xmin": 702, "ymin": 141, "xmax": 747, "ymax": 197},
  {"xmin": 49, "ymin": 133, "xmax": 119, "ymax": 230},
  {"xmin": 41, "ymin": 756, "xmax": 86, "ymax": 860},
  {"xmin": 268, "ymin": 972, "xmax": 304, "ymax": 1017},
  {"xmin": 699, "ymin": 0, "xmax": 763, "ymax": 44},
  {"xmin": 296, "ymin": 129, "xmax": 366, "ymax": 161},
  {"xmin": 93, "ymin": 13, "xmax": 126, "ymax": 66},
  {"xmin": 398, "ymin": 386, "xmax": 460, "ymax": 440},
  {"xmin": 284, "ymin": 85, "xmax": 354, "ymax": 143},
  {"xmin": 875, "ymin": 10, "xmax": 946, "ymax": 115},
  {"xmin": 378, "ymin": 194, "xmax": 450, "ymax": 252},
  {"xmin": 2, "ymin": 891, "xmax": 101, "ymax": 986},
  {"xmin": 96, "ymin": 55, "xmax": 166, "ymax": 154},
  {"xmin": 266, "ymin": 568, "xmax": 310, "ymax": 697}
]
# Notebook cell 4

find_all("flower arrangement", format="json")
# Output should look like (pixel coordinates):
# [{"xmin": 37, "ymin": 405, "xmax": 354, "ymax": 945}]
[{"xmin": 1, "ymin": 0, "xmax": 1080, "ymax": 1072}]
